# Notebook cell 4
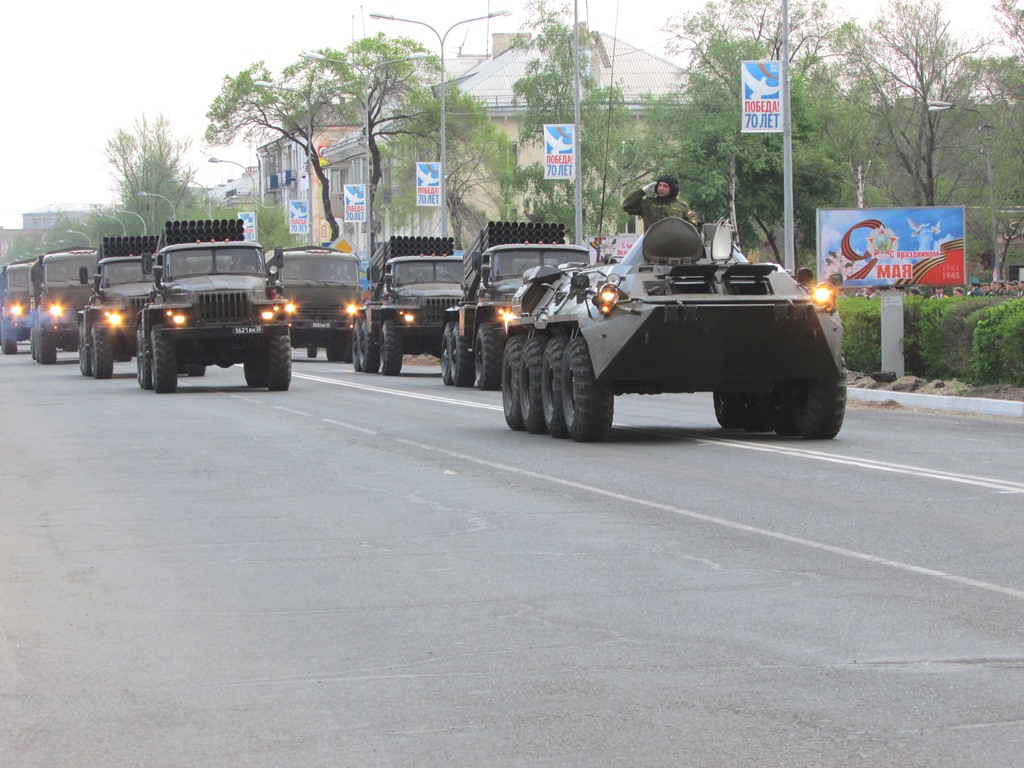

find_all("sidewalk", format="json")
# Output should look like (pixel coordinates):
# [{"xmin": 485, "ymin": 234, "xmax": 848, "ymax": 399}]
[{"xmin": 847, "ymin": 387, "xmax": 1024, "ymax": 417}]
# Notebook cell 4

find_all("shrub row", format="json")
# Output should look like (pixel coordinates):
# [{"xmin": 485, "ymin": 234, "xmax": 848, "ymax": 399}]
[{"xmin": 836, "ymin": 295, "xmax": 1024, "ymax": 386}]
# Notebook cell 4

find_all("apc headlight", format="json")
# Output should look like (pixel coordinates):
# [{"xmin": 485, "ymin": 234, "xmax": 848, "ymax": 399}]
[
  {"xmin": 811, "ymin": 282, "xmax": 838, "ymax": 314},
  {"xmin": 593, "ymin": 283, "xmax": 622, "ymax": 315}
]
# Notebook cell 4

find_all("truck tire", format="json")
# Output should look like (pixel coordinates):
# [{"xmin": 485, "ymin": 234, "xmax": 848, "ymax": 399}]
[
  {"xmin": 307, "ymin": 345, "xmax": 318, "ymax": 359},
  {"xmin": 541, "ymin": 337, "xmax": 569, "ymax": 438},
  {"xmin": 363, "ymin": 323, "xmax": 381, "ymax": 373},
  {"xmin": 502, "ymin": 335, "xmax": 525, "ymax": 431},
  {"xmin": 93, "ymin": 326, "xmax": 114, "ymax": 379},
  {"xmin": 243, "ymin": 357, "xmax": 268, "ymax": 388},
  {"xmin": 474, "ymin": 324, "xmax": 505, "ymax": 391},
  {"xmin": 152, "ymin": 330, "xmax": 178, "ymax": 393},
  {"xmin": 38, "ymin": 329, "xmax": 57, "ymax": 365},
  {"xmin": 797, "ymin": 375, "xmax": 846, "ymax": 439},
  {"xmin": 453, "ymin": 328, "xmax": 474, "ymax": 387},
  {"xmin": 136, "ymin": 327, "xmax": 153, "ymax": 390},
  {"xmin": 381, "ymin": 319, "xmax": 403, "ymax": 376},
  {"xmin": 79, "ymin": 323, "xmax": 93, "ymax": 377},
  {"xmin": 2, "ymin": 325, "xmax": 16, "ymax": 355},
  {"xmin": 519, "ymin": 336, "xmax": 548, "ymax": 433},
  {"xmin": 352, "ymin": 321, "xmax": 365, "ymax": 372},
  {"xmin": 266, "ymin": 336, "xmax": 292, "ymax": 391},
  {"xmin": 561, "ymin": 337, "xmax": 613, "ymax": 442},
  {"xmin": 326, "ymin": 339, "xmax": 345, "ymax": 362},
  {"xmin": 441, "ymin": 322, "xmax": 457, "ymax": 385}
]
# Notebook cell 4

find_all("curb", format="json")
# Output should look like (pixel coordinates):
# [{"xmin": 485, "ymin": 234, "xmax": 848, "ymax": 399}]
[{"xmin": 848, "ymin": 387, "xmax": 1024, "ymax": 417}]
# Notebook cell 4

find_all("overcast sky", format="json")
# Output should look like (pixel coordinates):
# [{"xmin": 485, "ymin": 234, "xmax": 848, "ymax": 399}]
[{"xmin": 0, "ymin": 0, "xmax": 992, "ymax": 230}]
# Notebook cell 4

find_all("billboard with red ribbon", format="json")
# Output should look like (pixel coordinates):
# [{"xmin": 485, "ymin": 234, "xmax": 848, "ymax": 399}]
[{"xmin": 817, "ymin": 207, "xmax": 966, "ymax": 287}]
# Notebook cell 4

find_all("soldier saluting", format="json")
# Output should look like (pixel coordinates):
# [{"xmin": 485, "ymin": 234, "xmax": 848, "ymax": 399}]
[{"xmin": 622, "ymin": 174, "xmax": 698, "ymax": 230}]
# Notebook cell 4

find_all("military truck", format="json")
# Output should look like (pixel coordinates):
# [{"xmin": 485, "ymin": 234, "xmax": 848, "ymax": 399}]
[
  {"xmin": 77, "ymin": 235, "xmax": 159, "ymax": 379},
  {"xmin": 135, "ymin": 219, "xmax": 293, "ymax": 393},
  {"xmin": 501, "ymin": 217, "xmax": 846, "ymax": 442},
  {"xmin": 352, "ymin": 235, "xmax": 462, "ymax": 376},
  {"xmin": 29, "ymin": 247, "xmax": 99, "ymax": 364},
  {"xmin": 1, "ymin": 259, "xmax": 35, "ymax": 355},
  {"xmin": 278, "ymin": 246, "xmax": 361, "ymax": 362},
  {"xmin": 441, "ymin": 221, "xmax": 588, "ymax": 390}
]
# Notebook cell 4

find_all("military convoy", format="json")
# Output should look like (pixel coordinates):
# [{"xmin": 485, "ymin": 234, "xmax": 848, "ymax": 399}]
[
  {"xmin": 441, "ymin": 221, "xmax": 589, "ymax": 390},
  {"xmin": 278, "ymin": 246, "xmax": 361, "ymax": 362},
  {"xmin": 500, "ymin": 217, "xmax": 847, "ymax": 442},
  {"xmin": 78, "ymin": 235, "xmax": 159, "ymax": 379},
  {"xmin": 135, "ymin": 219, "xmax": 293, "ymax": 393},
  {"xmin": 352, "ymin": 235, "xmax": 462, "ymax": 376},
  {"xmin": 1, "ymin": 259, "xmax": 35, "ymax": 355},
  {"xmin": 28, "ymin": 246, "xmax": 99, "ymax": 364}
]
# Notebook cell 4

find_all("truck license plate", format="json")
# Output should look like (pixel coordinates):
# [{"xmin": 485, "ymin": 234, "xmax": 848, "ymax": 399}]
[{"xmin": 232, "ymin": 326, "xmax": 264, "ymax": 335}]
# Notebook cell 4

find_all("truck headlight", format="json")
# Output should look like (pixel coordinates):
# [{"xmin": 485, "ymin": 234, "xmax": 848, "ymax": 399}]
[
  {"xmin": 104, "ymin": 311, "xmax": 123, "ymax": 326},
  {"xmin": 49, "ymin": 305, "xmax": 64, "ymax": 317},
  {"xmin": 261, "ymin": 309, "xmax": 277, "ymax": 321},
  {"xmin": 9, "ymin": 305, "xmax": 23, "ymax": 316},
  {"xmin": 401, "ymin": 312, "xmax": 416, "ymax": 323},
  {"xmin": 345, "ymin": 304, "xmax": 359, "ymax": 316},
  {"xmin": 284, "ymin": 303, "xmax": 296, "ymax": 314}
]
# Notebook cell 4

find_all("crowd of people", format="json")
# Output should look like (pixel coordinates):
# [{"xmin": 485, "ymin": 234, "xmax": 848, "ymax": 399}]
[{"xmin": 850, "ymin": 279, "xmax": 1023, "ymax": 298}]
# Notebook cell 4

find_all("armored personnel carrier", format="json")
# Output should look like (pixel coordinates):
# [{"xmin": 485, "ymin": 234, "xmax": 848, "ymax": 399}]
[
  {"xmin": 278, "ymin": 246, "xmax": 361, "ymax": 362},
  {"xmin": 441, "ymin": 220, "xmax": 588, "ymax": 390},
  {"xmin": 501, "ymin": 217, "xmax": 846, "ymax": 442},
  {"xmin": 353, "ymin": 236, "xmax": 462, "ymax": 376},
  {"xmin": 78, "ymin": 236, "xmax": 159, "ymax": 378},
  {"xmin": 29, "ymin": 246, "xmax": 99, "ymax": 364},
  {"xmin": 135, "ymin": 219, "xmax": 293, "ymax": 393},
  {"xmin": 1, "ymin": 259, "xmax": 35, "ymax": 355}
]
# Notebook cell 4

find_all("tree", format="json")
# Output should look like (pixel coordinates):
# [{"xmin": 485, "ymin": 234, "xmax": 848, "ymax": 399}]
[
  {"xmin": 507, "ymin": 0, "xmax": 639, "ymax": 243},
  {"xmin": 104, "ymin": 114, "xmax": 195, "ymax": 234},
  {"xmin": 206, "ymin": 37, "xmax": 429, "ymax": 245}
]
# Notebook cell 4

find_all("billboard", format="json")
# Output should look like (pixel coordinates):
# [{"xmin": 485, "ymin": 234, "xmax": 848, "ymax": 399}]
[
  {"xmin": 741, "ymin": 61, "xmax": 781, "ymax": 133},
  {"xmin": 817, "ymin": 207, "xmax": 966, "ymax": 287},
  {"xmin": 416, "ymin": 162, "xmax": 441, "ymax": 207},
  {"xmin": 543, "ymin": 124, "xmax": 575, "ymax": 179}
]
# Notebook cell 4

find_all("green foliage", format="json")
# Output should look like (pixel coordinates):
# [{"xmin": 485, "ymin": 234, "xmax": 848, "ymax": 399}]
[
  {"xmin": 971, "ymin": 298, "xmax": 1024, "ymax": 385},
  {"xmin": 902, "ymin": 296, "xmax": 995, "ymax": 378},
  {"xmin": 836, "ymin": 296, "xmax": 881, "ymax": 372}
]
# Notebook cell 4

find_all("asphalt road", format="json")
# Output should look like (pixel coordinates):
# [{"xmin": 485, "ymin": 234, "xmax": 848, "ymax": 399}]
[{"xmin": 1, "ymin": 349, "xmax": 1022, "ymax": 767}]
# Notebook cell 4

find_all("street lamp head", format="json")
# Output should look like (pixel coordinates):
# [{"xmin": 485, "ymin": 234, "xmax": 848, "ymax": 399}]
[
  {"xmin": 491, "ymin": 10, "xmax": 513, "ymax": 17},
  {"xmin": 928, "ymin": 100, "xmax": 954, "ymax": 112},
  {"xmin": 208, "ymin": 157, "xmax": 223, "ymax": 163},
  {"xmin": 302, "ymin": 52, "xmax": 326, "ymax": 61},
  {"xmin": 254, "ymin": 80, "xmax": 275, "ymax": 89},
  {"xmin": 369, "ymin": 12, "xmax": 394, "ymax": 20},
  {"xmin": 137, "ymin": 191, "xmax": 151, "ymax": 197}
]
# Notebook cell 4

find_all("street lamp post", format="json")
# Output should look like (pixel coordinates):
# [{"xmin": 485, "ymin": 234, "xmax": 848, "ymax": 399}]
[
  {"xmin": 928, "ymin": 100, "xmax": 1000, "ymax": 281},
  {"xmin": 137, "ymin": 191, "xmax": 177, "ymax": 222},
  {"xmin": 94, "ymin": 211, "xmax": 127, "ymax": 236},
  {"xmin": 370, "ymin": 10, "xmax": 512, "ymax": 239},
  {"xmin": 113, "ymin": 208, "xmax": 147, "ymax": 236},
  {"xmin": 169, "ymin": 177, "xmax": 213, "ymax": 218},
  {"xmin": 255, "ymin": 80, "xmax": 316, "ymax": 245},
  {"xmin": 65, "ymin": 230, "xmax": 93, "ymax": 248},
  {"xmin": 208, "ymin": 157, "xmax": 270, "ymax": 208},
  {"xmin": 302, "ymin": 51, "xmax": 427, "ymax": 259}
]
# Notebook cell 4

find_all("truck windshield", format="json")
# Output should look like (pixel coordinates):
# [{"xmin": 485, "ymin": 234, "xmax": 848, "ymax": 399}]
[
  {"xmin": 104, "ymin": 261, "xmax": 147, "ymax": 285},
  {"xmin": 393, "ymin": 261, "xmax": 460, "ymax": 286},
  {"xmin": 44, "ymin": 258, "xmax": 94, "ymax": 284},
  {"xmin": 492, "ymin": 250, "xmax": 572, "ymax": 279},
  {"xmin": 286, "ymin": 257, "xmax": 358, "ymax": 283},
  {"xmin": 165, "ymin": 247, "xmax": 263, "ymax": 278},
  {"xmin": 5, "ymin": 268, "xmax": 30, "ymax": 290}
]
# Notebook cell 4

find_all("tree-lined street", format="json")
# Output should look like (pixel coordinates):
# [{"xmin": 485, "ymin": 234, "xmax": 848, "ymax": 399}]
[{"xmin": 2, "ymin": 351, "xmax": 1022, "ymax": 766}]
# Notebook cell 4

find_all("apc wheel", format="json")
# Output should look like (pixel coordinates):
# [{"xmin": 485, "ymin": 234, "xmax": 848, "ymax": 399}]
[
  {"xmin": 713, "ymin": 392, "xmax": 771, "ymax": 431},
  {"xmin": 519, "ymin": 336, "xmax": 548, "ymax": 434},
  {"xmin": 37, "ymin": 328, "xmax": 57, "ymax": 365},
  {"xmin": 502, "ymin": 335, "xmax": 525, "ymax": 431},
  {"xmin": 93, "ymin": 326, "xmax": 114, "ymax": 379},
  {"xmin": 474, "ymin": 323, "xmax": 506, "ymax": 390},
  {"xmin": 798, "ymin": 376, "xmax": 847, "ymax": 439},
  {"xmin": 152, "ymin": 330, "xmax": 178, "ymax": 393},
  {"xmin": 541, "ymin": 337, "xmax": 569, "ymax": 438},
  {"xmin": 441, "ymin": 322, "xmax": 457, "ymax": 385},
  {"xmin": 381, "ymin": 319, "xmax": 403, "ymax": 376},
  {"xmin": 306, "ymin": 345, "xmax": 318, "ymax": 359},
  {"xmin": 363, "ymin": 323, "xmax": 381, "ymax": 373},
  {"xmin": 266, "ymin": 336, "xmax": 292, "ymax": 391},
  {"xmin": 136, "ymin": 328, "xmax": 153, "ymax": 390},
  {"xmin": 561, "ymin": 337, "xmax": 613, "ymax": 442},
  {"xmin": 352, "ymin": 321, "xmax": 365, "ymax": 372},
  {"xmin": 78, "ymin": 324, "xmax": 93, "ymax": 377}
]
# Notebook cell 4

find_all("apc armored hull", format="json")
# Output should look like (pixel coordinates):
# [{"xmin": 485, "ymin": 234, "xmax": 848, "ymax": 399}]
[{"xmin": 501, "ymin": 217, "xmax": 846, "ymax": 442}]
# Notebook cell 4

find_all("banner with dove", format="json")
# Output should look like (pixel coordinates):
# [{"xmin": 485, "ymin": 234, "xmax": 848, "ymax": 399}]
[
  {"xmin": 543, "ymin": 124, "xmax": 575, "ymax": 179},
  {"xmin": 741, "ymin": 61, "xmax": 781, "ymax": 133},
  {"xmin": 816, "ymin": 207, "xmax": 966, "ymax": 287},
  {"xmin": 289, "ymin": 200, "xmax": 309, "ymax": 235},
  {"xmin": 416, "ymin": 162, "xmax": 441, "ymax": 207},
  {"xmin": 344, "ymin": 185, "xmax": 366, "ymax": 222},
  {"xmin": 237, "ymin": 211, "xmax": 256, "ymax": 241}
]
